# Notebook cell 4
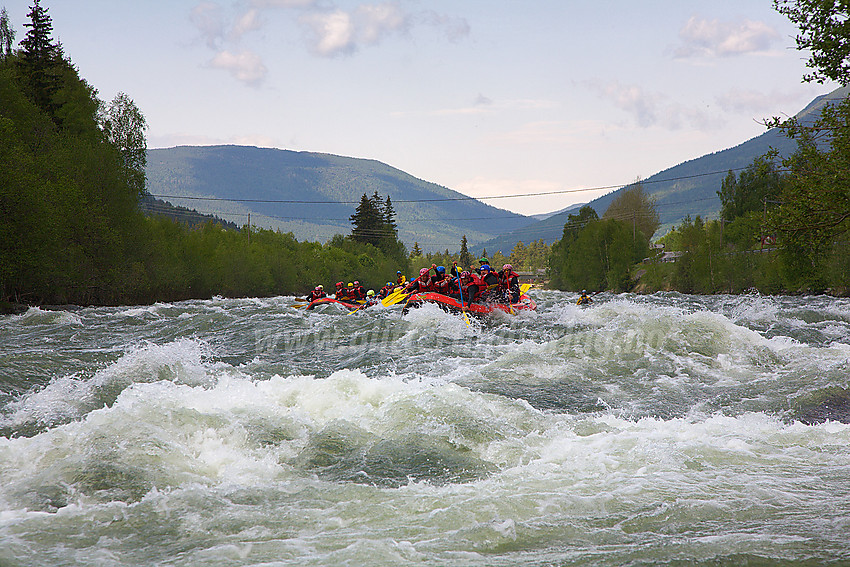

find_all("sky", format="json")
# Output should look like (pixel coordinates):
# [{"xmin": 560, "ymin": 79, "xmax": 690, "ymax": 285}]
[{"xmin": 3, "ymin": 0, "xmax": 838, "ymax": 216}]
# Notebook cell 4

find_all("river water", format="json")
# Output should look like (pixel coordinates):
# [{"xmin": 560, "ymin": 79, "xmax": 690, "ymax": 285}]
[{"xmin": 1, "ymin": 291, "xmax": 849, "ymax": 566}]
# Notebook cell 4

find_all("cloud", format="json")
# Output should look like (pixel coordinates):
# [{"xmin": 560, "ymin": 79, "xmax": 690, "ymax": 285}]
[
  {"xmin": 715, "ymin": 88, "xmax": 807, "ymax": 116},
  {"xmin": 674, "ymin": 16, "xmax": 781, "ymax": 58},
  {"xmin": 191, "ymin": 1, "xmax": 226, "ymax": 49},
  {"xmin": 190, "ymin": 0, "xmax": 468, "ymax": 82},
  {"xmin": 300, "ymin": 3, "xmax": 411, "ymax": 56},
  {"xmin": 300, "ymin": 2, "xmax": 469, "ymax": 57},
  {"xmin": 210, "ymin": 50, "xmax": 268, "ymax": 85},
  {"xmin": 585, "ymin": 80, "xmax": 720, "ymax": 131}
]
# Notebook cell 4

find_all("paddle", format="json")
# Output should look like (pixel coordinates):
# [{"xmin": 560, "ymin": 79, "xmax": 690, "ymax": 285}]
[
  {"xmin": 453, "ymin": 265, "xmax": 471, "ymax": 326},
  {"xmin": 383, "ymin": 289, "xmax": 411, "ymax": 307},
  {"xmin": 381, "ymin": 287, "xmax": 409, "ymax": 307}
]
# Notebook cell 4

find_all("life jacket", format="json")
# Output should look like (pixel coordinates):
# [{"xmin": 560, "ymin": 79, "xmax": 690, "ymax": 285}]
[
  {"xmin": 353, "ymin": 285, "xmax": 366, "ymax": 300},
  {"xmin": 500, "ymin": 270, "xmax": 520, "ymax": 290},
  {"xmin": 378, "ymin": 284, "xmax": 394, "ymax": 298},
  {"xmin": 432, "ymin": 274, "xmax": 451, "ymax": 294},
  {"xmin": 396, "ymin": 274, "xmax": 407, "ymax": 285},
  {"xmin": 308, "ymin": 289, "xmax": 326, "ymax": 301},
  {"xmin": 336, "ymin": 288, "xmax": 349, "ymax": 300},
  {"xmin": 405, "ymin": 275, "xmax": 428, "ymax": 294}
]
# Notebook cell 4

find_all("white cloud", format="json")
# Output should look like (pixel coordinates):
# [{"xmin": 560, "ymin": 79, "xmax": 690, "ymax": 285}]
[
  {"xmin": 210, "ymin": 50, "xmax": 268, "ymax": 85},
  {"xmin": 586, "ymin": 80, "xmax": 720, "ymax": 131},
  {"xmin": 191, "ymin": 1, "xmax": 225, "ymax": 48},
  {"xmin": 675, "ymin": 16, "xmax": 781, "ymax": 59},
  {"xmin": 301, "ymin": 10, "xmax": 357, "ymax": 56},
  {"xmin": 300, "ymin": 3, "xmax": 468, "ymax": 57},
  {"xmin": 231, "ymin": 8, "xmax": 263, "ymax": 41}
]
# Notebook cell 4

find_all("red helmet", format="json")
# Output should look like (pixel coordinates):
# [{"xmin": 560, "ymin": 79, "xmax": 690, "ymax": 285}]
[
  {"xmin": 460, "ymin": 271, "xmax": 470, "ymax": 278},
  {"xmin": 335, "ymin": 281, "xmax": 343, "ymax": 287},
  {"xmin": 419, "ymin": 268, "xmax": 429, "ymax": 277}
]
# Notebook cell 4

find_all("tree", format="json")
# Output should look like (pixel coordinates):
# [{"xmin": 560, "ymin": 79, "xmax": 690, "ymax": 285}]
[
  {"xmin": 774, "ymin": 0, "xmax": 850, "ymax": 85},
  {"xmin": 350, "ymin": 192, "xmax": 384, "ymax": 246},
  {"xmin": 410, "ymin": 241, "xmax": 422, "ymax": 257},
  {"xmin": 717, "ymin": 158, "xmax": 785, "ymax": 223},
  {"xmin": 382, "ymin": 195, "xmax": 397, "ymax": 237},
  {"xmin": 100, "ymin": 92, "xmax": 148, "ymax": 196},
  {"xmin": 459, "ymin": 235, "xmax": 472, "ymax": 268},
  {"xmin": 18, "ymin": 0, "xmax": 61, "ymax": 116},
  {"xmin": 602, "ymin": 179, "xmax": 660, "ymax": 241},
  {"xmin": 0, "ymin": 7, "xmax": 15, "ymax": 60}
]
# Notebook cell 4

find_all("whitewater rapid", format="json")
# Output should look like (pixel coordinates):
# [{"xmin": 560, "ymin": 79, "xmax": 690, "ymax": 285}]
[{"xmin": 1, "ymin": 292, "xmax": 849, "ymax": 566}]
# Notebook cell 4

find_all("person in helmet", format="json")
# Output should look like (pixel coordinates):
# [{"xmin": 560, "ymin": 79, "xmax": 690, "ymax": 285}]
[
  {"xmin": 334, "ymin": 282, "xmax": 347, "ymax": 300},
  {"xmin": 428, "ymin": 265, "xmax": 450, "ymax": 293},
  {"xmin": 577, "ymin": 290, "xmax": 593, "ymax": 305},
  {"xmin": 498, "ymin": 263, "xmax": 521, "ymax": 303},
  {"xmin": 378, "ymin": 281, "xmax": 395, "ymax": 299},
  {"xmin": 405, "ymin": 266, "xmax": 433, "ymax": 294},
  {"xmin": 365, "ymin": 289, "xmax": 378, "ymax": 305},
  {"xmin": 478, "ymin": 264, "xmax": 500, "ymax": 301},
  {"xmin": 352, "ymin": 281, "xmax": 366, "ymax": 301},
  {"xmin": 307, "ymin": 285, "xmax": 327, "ymax": 302},
  {"xmin": 459, "ymin": 270, "xmax": 483, "ymax": 304},
  {"xmin": 476, "ymin": 257, "xmax": 490, "ymax": 275},
  {"xmin": 396, "ymin": 270, "xmax": 407, "ymax": 286}
]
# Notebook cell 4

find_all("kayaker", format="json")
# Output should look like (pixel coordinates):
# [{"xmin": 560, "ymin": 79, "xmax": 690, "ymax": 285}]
[{"xmin": 577, "ymin": 290, "xmax": 593, "ymax": 305}]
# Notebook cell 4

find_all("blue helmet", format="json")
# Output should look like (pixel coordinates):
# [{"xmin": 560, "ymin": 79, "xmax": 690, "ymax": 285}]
[
  {"xmin": 481, "ymin": 264, "xmax": 491, "ymax": 271},
  {"xmin": 436, "ymin": 266, "xmax": 446, "ymax": 274}
]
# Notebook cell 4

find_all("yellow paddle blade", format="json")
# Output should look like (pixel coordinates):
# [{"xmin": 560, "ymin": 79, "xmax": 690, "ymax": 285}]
[
  {"xmin": 520, "ymin": 283, "xmax": 532, "ymax": 294},
  {"xmin": 383, "ymin": 291, "xmax": 411, "ymax": 307},
  {"xmin": 381, "ymin": 288, "xmax": 407, "ymax": 306}
]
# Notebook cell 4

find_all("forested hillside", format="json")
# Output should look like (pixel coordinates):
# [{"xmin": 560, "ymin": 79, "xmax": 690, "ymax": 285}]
[{"xmin": 0, "ymin": 2, "xmax": 410, "ymax": 306}]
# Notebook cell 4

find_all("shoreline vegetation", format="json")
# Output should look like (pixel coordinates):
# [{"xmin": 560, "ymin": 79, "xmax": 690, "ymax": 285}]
[{"xmin": 3, "ymin": 1, "xmax": 850, "ymax": 311}]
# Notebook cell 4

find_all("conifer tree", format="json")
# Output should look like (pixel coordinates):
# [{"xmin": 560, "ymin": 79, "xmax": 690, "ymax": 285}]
[
  {"xmin": 18, "ymin": 0, "xmax": 61, "ymax": 116},
  {"xmin": 459, "ymin": 235, "xmax": 472, "ymax": 268}
]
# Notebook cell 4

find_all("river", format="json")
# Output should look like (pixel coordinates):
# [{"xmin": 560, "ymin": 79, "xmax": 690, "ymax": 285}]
[{"xmin": 1, "ymin": 291, "xmax": 849, "ymax": 566}]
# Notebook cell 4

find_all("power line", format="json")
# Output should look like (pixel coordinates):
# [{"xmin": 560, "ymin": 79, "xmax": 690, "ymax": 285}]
[{"xmin": 147, "ymin": 166, "xmax": 748, "ymax": 206}]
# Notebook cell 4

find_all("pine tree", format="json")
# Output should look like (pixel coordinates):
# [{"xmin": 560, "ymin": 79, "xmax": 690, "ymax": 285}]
[
  {"xmin": 459, "ymin": 235, "xmax": 472, "ymax": 268},
  {"xmin": 18, "ymin": 0, "xmax": 61, "ymax": 116},
  {"xmin": 383, "ymin": 196, "xmax": 397, "ymax": 237},
  {"xmin": 410, "ymin": 242, "xmax": 422, "ymax": 256},
  {"xmin": 350, "ymin": 193, "xmax": 383, "ymax": 246}
]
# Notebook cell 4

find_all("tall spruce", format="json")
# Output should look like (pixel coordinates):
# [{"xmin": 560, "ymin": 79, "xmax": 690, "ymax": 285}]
[{"xmin": 18, "ymin": 0, "xmax": 61, "ymax": 116}]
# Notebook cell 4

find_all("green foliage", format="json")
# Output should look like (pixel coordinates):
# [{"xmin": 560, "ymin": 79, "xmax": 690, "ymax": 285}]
[
  {"xmin": 602, "ymin": 180, "xmax": 660, "ymax": 240},
  {"xmin": 549, "ymin": 215, "xmax": 648, "ymax": 292},
  {"xmin": 774, "ymin": 0, "xmax": 850, "ymax": 85},
  {"xmin": 717, "ymin": 158, "xmax": 785, "ymax": 223}
]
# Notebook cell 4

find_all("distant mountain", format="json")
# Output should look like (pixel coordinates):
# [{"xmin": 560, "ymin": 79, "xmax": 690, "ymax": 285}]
[
  {"xmin": 145, "ymin": 146, "xmax": 532, "ymax": 251},
  {"xmin": 477, "ymin": 85, "xmax": 849, "ymax": 252},
  {"xmin": 476, "ymin": 202, "xmax": 586, "ymax": 255}
]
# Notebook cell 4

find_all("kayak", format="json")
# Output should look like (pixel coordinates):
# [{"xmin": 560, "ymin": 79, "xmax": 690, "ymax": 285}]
[
  {"xmin": 305, "ymin": 297, "xmax": 365, "ymax": 311},
  {"xmin": 403, "ymin": 291, "xmax": 536, "ymax": 315}
]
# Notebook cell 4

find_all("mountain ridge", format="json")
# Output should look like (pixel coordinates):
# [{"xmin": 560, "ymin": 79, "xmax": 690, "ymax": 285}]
[
  {"xmin": 475, "ymin": 85, "xmax": 849, "ymax": 253},
  {"xmin": 145, "ymin": 145, "xmax": 532, "ymax": 251}
]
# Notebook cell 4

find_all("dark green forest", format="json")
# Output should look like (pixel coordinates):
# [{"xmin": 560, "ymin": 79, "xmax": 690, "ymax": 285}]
[{"xmin": 0, "ymin": 1, "xmax": 408, "ymax": 307}]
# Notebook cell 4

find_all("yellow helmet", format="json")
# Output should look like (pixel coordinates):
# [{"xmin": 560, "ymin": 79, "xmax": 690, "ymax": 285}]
[{"xmin": 348, "ymin": 282, "xmax": 354, "ymax": 287}]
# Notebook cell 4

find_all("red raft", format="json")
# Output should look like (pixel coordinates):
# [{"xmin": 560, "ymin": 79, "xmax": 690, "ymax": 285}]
[
  {"xmin": 305, "ymin": 297, "xmax": 366, "ymax": 311},
  {"xmin": 403, "ymin": 291, "xmax": 536, "ymax": 315}
]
